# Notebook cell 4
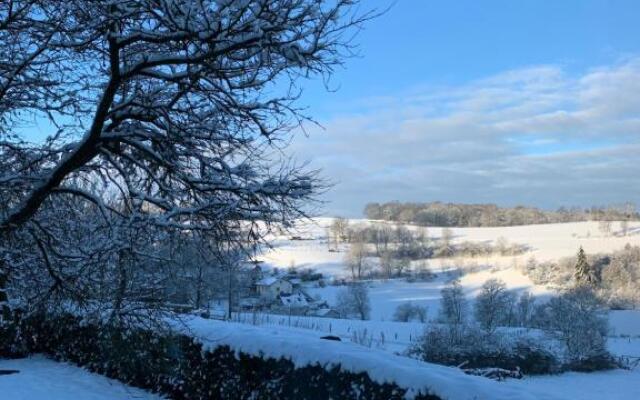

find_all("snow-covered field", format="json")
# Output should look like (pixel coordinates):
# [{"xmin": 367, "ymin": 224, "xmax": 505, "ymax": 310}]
[
  {"xmin": 0, "ymin": 356, "xmax": 163, "ymax": 400},
  {"xmin": 262, "ymin": 219, "xmax": 640, "ymax": 332},
  {"xmin": 257, "ymin": 218, "xmax": 640, "ymax": 399},
  {"xmin": 3, "ymin": 218, "xmax": 640, "ymax": 400},
  {"xmin": 264, "ymin": 218, "xmax": 640, "ymax": 277}
]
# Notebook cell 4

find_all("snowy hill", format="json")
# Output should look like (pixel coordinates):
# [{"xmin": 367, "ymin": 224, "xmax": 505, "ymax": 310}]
[{"xmin": 261, "ymin": 218, "xmax": 640, "ymax": 320}]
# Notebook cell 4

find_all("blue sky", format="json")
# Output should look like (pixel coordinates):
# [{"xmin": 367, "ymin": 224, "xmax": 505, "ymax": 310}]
[
  {"xmin": 16, "ymin": 1, "xmax": 640, "ymax": 217},
  {"xmin": 302, "ymin": 0, "xmax": 640, "ymax": 115},
  {"xmin": 288, "ymin": 0, "xmax": 640, "ymax": 216}
]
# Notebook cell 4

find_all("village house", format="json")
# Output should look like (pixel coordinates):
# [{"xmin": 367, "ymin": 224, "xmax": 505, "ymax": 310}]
[
  {"xmin": 279, "ymin": 292, "xmax": 308, "ymax": 308},
  {"xmin": 255, "ymin": 277, "xmax": 293, "ymax": 300}
]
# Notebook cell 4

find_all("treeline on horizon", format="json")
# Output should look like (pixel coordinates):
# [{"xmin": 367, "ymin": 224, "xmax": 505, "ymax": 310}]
[{"xmin": 363, "ymin": 201, "xmax": 639, "ymax": 227}]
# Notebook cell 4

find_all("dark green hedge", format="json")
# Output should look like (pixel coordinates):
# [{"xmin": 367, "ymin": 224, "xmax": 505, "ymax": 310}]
[{"xmin": 0, "ymin": 312, "xmax": 441, "ymax": 400}]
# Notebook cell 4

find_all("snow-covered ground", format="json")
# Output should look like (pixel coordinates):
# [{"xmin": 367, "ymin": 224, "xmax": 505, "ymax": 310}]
[
  {"xmin": 2, "ymin": 314, "xmax": 638, "ymax": 400},
  {"xmin": 610, "ymin": 310, "xmax": 640, "ymax": 337},
  {"xmin": 501, "ymin": 367, "xmax": 640, "ymax": 400},
  {"xmin": 3, "ymin": 218, "xmax": 640, "ymax": 400},
  {"xmin": 306, "ymin": 275, "xmax": 550, "ymax": 322},
  {"xmin": 263, "ymin": 218, "xmax": 640, "ymax": 323},
  {"xmin": 0, "ymin": 356, "xmax": 163, "ymax": 400},
  {"xmin": 257, "ymin": 218, "xmax": 640, "ymax": 399}
]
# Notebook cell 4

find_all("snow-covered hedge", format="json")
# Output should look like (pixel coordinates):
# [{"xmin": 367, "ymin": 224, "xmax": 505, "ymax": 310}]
[
  {"xmin": 0, "ymin": 312, "xmax": 442, "ymax": 400},
  {"xmin": 408, "ymin": 325, "xmax": 560, "ymax": 375}
]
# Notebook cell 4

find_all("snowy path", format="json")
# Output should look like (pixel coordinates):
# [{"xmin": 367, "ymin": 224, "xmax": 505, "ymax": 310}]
[{"xmin": 0, "ymin": 356, "xmax": 162, "ymax": 400}]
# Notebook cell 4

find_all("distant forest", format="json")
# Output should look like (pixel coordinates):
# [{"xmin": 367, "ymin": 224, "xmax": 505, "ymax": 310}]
[{"xmin": 364, "ymin": 201, "xmax": 639, "ymax": 227}]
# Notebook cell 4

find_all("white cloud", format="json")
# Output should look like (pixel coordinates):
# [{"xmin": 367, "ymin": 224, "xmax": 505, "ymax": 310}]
[{"xmin": 291, "ymin": 59, "xmax": 640, "ymax": 216}]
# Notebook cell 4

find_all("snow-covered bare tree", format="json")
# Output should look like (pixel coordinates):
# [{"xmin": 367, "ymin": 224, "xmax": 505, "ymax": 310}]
[
  {"xmin": 598, "ymin": 220, "xmax": 612, "ymax": 237},
  {"xmin": 379, "ymin": 250, "xmax": 393, "ymax": 279},
  {"xmin": 474, "ymin": 278, "xmax": 513, "ymax": 334},
  {"xmin": 0, "ymin": 0, "xmax": 373, "ymax": 318},
  {"xmin": 438, "ymin": 279, "xmax": 467, "ymax": 326},
  {"xmin": 344, "ymin": 240, "xmax": 368, "ymax": 280},
  {"xmin": 435, "ymin": 227, "xmax": 454, "ymax": 257},
  {"xmin": 330, "ymin": 217, "xmax": 349, "ymax": 243},
  {"xmin": 336, "ymin": 282, "xmax": 370, "ymax": 320},
  {"xmin": 544, "ymin": 286, "xmax": 610, "ymax": 364},
  {"xmin": 516, "ymin": 291, "xmax": 536, "ymax": 327}
]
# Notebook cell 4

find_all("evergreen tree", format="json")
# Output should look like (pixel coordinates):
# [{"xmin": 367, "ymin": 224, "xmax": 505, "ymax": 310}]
[{"xmin": 574, "ymin": 246, "xmax": 598, "ymax": 286}]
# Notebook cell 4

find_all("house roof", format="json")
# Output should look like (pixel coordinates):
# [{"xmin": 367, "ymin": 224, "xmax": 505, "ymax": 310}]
[
  {"xmin": 256, "ymin": 277, "xmax": 279, "ymax": 286},
  {"xmin": 279, "ymin": 293, "xmax": 308, "ymax": 307}
]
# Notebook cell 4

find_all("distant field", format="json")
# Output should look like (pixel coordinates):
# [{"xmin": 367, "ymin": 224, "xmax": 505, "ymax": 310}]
[
  {"xmin": 260, "ymin": 217, "xmax": 640, "ymax": 329},
  {"xmin": 263, "ymin": 218, "xmax": 640, "ymax": 278}
]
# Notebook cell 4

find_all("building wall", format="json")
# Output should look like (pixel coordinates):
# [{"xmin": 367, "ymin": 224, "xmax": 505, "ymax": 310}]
[{"xmin": 257, "ymin": 280, "xmax": 293, "ymax": 300}]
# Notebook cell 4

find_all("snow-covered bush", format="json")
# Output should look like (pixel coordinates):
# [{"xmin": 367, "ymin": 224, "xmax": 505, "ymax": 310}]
[
  {"xmin": 599, "ymin": 244, "xmax": 640, "ymax": 309},
  {"xmin": 1, "ymin": 312, "xmax": 442, "ymax": 400},
  {"xmin": 536, "ymin": 286, "xmax": 616, "ymax": 370},
  {"xmin": 412, "ymin": 261, "xmax": 437, "ymax": 281},
  {"xmin": 393, "ymin": 302, "xmax": 427, "ymax": 323},
  {"xmin": 520, "ymin": 256, "xmax": 575, "ymax": 287},
  {"xmin": 408, "ymin": 325, "xmax": 559, "ymax": 375}
]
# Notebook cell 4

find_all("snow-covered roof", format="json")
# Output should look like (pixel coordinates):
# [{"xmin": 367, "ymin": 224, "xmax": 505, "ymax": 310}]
[
  {"xmin": 256, "ymin": 277, "xmax": 280, "ymax": 286},
  {"xmin": 280, "ymin": 293, "xmax": 308, "ymax": 307}
]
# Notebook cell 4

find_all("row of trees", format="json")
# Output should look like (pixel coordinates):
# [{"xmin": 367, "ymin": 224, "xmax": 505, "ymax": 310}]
[
  {"xmin": 336, "ymin": 222, "xmax": 524, "ymax": 281},
  {"xmin": 364, "ymin": 202, "xmax": 638, "ymax": 227},
  {"xmin": 522, "ymin": 245, "xmax": 640, "ymax": 309},
  {"xmin": 435, "ymin": 278, "xmax": 610, "ymax": 366}
]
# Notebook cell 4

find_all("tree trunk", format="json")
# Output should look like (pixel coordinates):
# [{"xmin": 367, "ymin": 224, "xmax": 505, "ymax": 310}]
[
  {"xmin": 227, "ymin": 266, "xmax": 233, "ymax": 320},
  {"xmin": 109, "ymin": 250, "xmax": 128, "ymax": 325},
  {"xmin": 0, "ymin": 267, "xmax": 10, "ymax": 323}
]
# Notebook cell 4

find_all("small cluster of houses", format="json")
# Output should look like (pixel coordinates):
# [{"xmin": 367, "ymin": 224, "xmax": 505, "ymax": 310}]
[{"xmin": 245, "ymin": 265, "xmax": 340, "ymax": 318}]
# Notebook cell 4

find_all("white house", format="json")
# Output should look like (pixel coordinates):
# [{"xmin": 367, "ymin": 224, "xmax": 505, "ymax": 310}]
[{"xmin": 255, "ymin": 277, "xmax": 293, "ymax": 300}]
